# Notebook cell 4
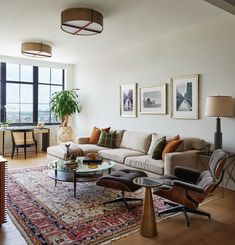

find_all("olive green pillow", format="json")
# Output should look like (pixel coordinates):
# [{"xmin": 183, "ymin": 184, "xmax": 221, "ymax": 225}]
[
  {"xmin": 151, "ymin": 137, "xmax": 167, "ymax": 160},
  {"xmin": 97, "ymin": 130, "xmax": 117, "ymax": 148}
]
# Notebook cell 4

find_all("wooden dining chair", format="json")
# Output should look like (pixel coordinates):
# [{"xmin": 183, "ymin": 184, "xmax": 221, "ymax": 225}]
[{"xmin": 11, "ymin": 129, "xmax": 37, "ymax": 159}]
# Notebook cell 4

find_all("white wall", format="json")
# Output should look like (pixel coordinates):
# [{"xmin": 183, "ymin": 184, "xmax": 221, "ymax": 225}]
[{"xmin": 74, "ymin": 14, "xmax": 235, "ymax": 153}]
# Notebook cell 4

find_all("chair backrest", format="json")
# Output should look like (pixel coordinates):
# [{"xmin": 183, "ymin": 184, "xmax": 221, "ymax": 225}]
[
  {"xmin": 208, "ymin": 149, "xmax": 228, "ymax": 180},
  {"xmin": 11, "ymin": 129, "xmax": 35, "ymax": 146},
  {"xmin": 196, "ymin": 149, "xmax": 228, "ymax": 193}
]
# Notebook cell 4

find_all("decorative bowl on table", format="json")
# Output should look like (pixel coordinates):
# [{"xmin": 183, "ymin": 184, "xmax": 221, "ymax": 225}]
[{"xmin": 87, "ymin": 152, "xmax": 98, "ymax": 160}]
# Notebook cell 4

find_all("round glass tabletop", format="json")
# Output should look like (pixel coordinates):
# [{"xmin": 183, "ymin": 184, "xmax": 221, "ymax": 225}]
[
  {"xmin": 133, "ymin": 177, "xmax": 164, "ymax": 188},
  {"xmin": 48, "ymin": 158, "xmax": 116, "ymax": 173}
]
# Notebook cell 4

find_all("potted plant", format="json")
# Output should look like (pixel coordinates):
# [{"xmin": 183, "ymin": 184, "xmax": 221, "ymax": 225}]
[{"xmin": 50, "ymin": 89, "xmax": 80, "ymax": 143}]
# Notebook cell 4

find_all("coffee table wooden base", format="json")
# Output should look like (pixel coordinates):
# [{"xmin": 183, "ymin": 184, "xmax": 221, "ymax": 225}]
[{"xmin": 140, "ymin": 187, "xmax": 157, "ymax": 238}]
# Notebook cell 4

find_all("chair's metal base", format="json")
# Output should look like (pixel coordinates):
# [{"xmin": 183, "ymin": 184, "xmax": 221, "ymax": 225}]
[
  {"xmin": 103, "ymin": 190, "xmax": 142, "ymax": 210},
  {"xmin": 159, "ymin": 201, "xmax": 211, "ymax": 227}
]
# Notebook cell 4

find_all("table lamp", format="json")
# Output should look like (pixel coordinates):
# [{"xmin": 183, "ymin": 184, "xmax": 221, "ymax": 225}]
[{"xmin": 205, "ymin": 96, "xmax": 233, "ymax": 150}]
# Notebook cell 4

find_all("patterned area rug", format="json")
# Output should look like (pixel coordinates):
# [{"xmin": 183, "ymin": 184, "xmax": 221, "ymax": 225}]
[{"xmin": 7, "ymin": 167, "xmax": 169, "ymax": 245}]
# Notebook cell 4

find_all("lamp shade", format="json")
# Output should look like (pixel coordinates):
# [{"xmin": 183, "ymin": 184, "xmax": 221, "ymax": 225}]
[
  {"xmin": 205, "ymin": 96, "xmax": 233, "ymax": 117},
  {"xmin": 21, "ymin": 42, "xmax": 52, "ymax": 58},
  {"xmin": 61, "ymin": 8, "xmax": 103, "ymax": 35}
]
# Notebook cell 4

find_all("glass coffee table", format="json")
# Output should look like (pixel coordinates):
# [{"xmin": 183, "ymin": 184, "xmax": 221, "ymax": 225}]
[{"xmin": 48, "ymin": 158, "xmax": 116, "ymax": 198}]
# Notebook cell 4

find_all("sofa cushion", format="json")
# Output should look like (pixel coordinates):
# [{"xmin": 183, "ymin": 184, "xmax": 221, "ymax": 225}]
[
  {"xmin": 148, "ymin": 133, "xmax": 179, "ymax": 154},
  {"xmin": 98, "ymin": 148, "xmax": 145, "ymax": 163},
  {"xmin": 47, "ymin": 142, "xmax": 85, "ymax": 159},
  {"xmin": 88, "ymin": 126, "xmax": 111, "ymax": 144},
  {"xmin": 162, "ymin": 139, "xmax": 183, "ymax": 160},
  {"xmin": 182, "ymin": 137, "xmax": 206, "ymax": 151},
  {"xmin": 151, "ymin": 137, "xmax": 166, "ymax": 160},
  {"xmin": 124, "ymin": 155, "xmax": 164, "ymax": 175},
  {"xmin": 78, "ymin": 144, "xmax": 110, "ymax": 155},
  {"xmin": 97, "ymin": 130, "xmax": 116, "ymax": 148},
  {"xmin": 120, "ymin": 131, "xmax": 151, "ymax": 153},
  {"xmin": 114, "ymin": 130, "xmax": 125, "ymax": 148}
]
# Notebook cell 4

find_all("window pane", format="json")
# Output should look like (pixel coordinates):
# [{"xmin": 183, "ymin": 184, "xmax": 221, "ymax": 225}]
[
  {"xmin": 6, "ymin": 104, "xmax": 19, "ymax": 123},
  {"xmin": 51, "ymin": 112, "xmax": 59, "ymax": 123},
  {"xmin": 51, "ymin": 68, "xmax": 63, "ymax": 84},
  {"xmin": 20, "ymin": 104, "xmax": 33, "ymax": 123},
  {"xmin": 51, "ymin": 85, "xmax": 62, "ymax": 97},
  {"xmin": 20, "ymin": 65, "xmax": 33, "ymax": 82},
  {"xmin": 39, "ymin": 67, "xmax": 50, "ymax": 83},
  {"xmin": 6, "ymin": 83, "xmax": 19, "ymax": 103},
  {"xmin": 38, "ymin": 104, "xmax": 50, "ymax": 123},
  {"xmin": 20, "ymin": 84, "xmax": 33, "ymax": 103},
  {"xmin": 6, "ymin": 63, "xmax": 19, "ymax": 81},
  {"xmin": 39, "ymin": 85, "xmax": 50, "ymax": 103}
]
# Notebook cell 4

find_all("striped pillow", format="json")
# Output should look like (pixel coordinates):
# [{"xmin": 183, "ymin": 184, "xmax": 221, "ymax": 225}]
[{"xmin": 97, "ymin": 130, "xmax": 117, "ymax": 148}]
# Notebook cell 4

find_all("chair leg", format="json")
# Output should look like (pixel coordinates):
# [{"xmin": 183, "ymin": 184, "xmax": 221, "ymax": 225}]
[
  {"xmin": 35, "ymin": 143, "xmax": 37, "ymax": 156},
  {"xmin": 158, "ymin": 203, "xmax": 211, "ymax": 227},
  {"xmin": 103, "ymin": 191, "xmax": 142, "ymax": 210},
  {"xmin": 24, "ymin": 146, "xmax": 26, "ymax": 159},
  {"xmin": 16, "ymin": 147, "xmax": 19, "ymax": 157},
  {"xmin": 11, "ymin": 146, "xmax": 15, "ymax": 159}
]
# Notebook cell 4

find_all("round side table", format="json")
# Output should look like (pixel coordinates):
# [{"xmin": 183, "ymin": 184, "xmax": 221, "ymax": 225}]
[{"xmin": 133, "ymin": 177, "xmax": 164, "ymax": 238}]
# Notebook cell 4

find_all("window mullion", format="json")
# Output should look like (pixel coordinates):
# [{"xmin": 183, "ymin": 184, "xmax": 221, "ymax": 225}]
[{"xmin": 33, "ymin": 66, "xmax": 38, "ymax": 124}]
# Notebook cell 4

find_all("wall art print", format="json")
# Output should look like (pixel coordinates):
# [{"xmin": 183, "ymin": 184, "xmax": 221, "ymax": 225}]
[
  {"xmin": 120, "ymin": 83, "xmax": 137, "ymax": 117},
  {"xmin": 171, "ymin": 74, "xmax": 199, "ymax": 119},
  {"xmin": 139, "ymin": 84, "xmax": 166, "ymax": 114}
]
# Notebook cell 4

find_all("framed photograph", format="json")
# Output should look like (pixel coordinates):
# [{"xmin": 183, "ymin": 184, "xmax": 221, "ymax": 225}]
[
  {"xmin": 171, "ymin": 74, "xmax": 199, "ymax": 119},
  {"xmin": 139, "ymin": 84, "xmax": 166, "ymax": 114},
  {"xmin": 120, "ymin": 83, "xmax": 137, "ymax": 117}
]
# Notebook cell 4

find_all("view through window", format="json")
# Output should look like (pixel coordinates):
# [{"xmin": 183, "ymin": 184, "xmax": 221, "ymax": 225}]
[{"xmin": 0, "ymin": 62, "xmax": 64, "ymax": 125}]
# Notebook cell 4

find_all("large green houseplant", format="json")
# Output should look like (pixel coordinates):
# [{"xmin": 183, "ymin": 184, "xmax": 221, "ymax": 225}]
[{"xmin": 50, "ymin": 89, "xmax": 80, "ymax": 143}]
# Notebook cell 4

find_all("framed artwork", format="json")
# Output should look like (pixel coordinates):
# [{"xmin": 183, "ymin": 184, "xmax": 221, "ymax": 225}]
[
  {"xmin": 171, "ymin": 74, "xmax": 199, "ymax": 119},
  {"xmin": 139, "ymin": 84, "xmax": 166, "ymax": 114},
  {"xmin": 120, "ymin": 83, "xmax": 137, "ymax": 117}
]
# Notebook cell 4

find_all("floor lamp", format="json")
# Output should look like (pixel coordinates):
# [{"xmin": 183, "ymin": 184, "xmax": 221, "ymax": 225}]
[{"xmin": 205, "ymin": 96, "xmax": 233, "ymax": 150}]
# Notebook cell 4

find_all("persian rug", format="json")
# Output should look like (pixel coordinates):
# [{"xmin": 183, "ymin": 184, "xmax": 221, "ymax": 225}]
[{"xmin": 7, "ymin": 167, "xmax": 173, "ymax": 244}]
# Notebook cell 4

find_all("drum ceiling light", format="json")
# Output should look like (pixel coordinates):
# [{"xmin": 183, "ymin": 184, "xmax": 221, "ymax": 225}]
[
  {"xmin": 61, "ymin": 8, "xmax": 103, "ymax": 36},
  {"xmin": 21, "ymin": 42, "xmax": 52, "ymax": 58}
]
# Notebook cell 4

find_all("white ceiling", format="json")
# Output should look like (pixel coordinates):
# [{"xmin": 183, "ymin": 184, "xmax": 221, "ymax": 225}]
[{"xmin": 0, "ymin": 0, "xmax": 224, "ymax": 64}]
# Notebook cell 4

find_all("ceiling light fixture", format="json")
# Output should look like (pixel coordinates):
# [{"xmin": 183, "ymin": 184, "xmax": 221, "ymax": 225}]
[
  {"xmin": 21, "ymin": 42, "xmax": 52, "ymax": 58},
  {"xmin": 61, "ymin": 8, "xmax": 103, "ymax": 36}
]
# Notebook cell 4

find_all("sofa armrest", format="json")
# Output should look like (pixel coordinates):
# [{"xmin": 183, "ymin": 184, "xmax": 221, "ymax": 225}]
[
  {"xmin": 164, "ymin": 150, "xmax": 199, "ymax": 175},
  {"xmin": 76, "ymin": 136, "xmax": 90, "ymax": 144}
]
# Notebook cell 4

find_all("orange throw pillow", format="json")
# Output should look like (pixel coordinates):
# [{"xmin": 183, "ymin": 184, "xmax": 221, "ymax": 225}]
[
  {"xmin": 162, "ymin": 139, "xmax": 182, "ymax": 160},
  {"xmin": 88, "ymin": 126, "xmax": 110, "ymax": 144}
]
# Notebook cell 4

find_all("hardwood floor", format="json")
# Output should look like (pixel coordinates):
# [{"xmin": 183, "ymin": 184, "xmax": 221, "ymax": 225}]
[{"xmin": 1, "ymin": 153, "xmax": 235, "ymax": 245}]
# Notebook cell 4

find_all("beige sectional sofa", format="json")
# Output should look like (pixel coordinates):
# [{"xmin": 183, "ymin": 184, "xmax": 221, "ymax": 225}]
[{"xmin": 47, "ymin": 130, "xmax": 209, "ymax": 178}]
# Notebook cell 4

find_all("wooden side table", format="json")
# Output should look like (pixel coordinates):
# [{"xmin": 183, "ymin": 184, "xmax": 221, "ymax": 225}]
[{"xmin": 133, "ymin": 177, "xmax": 163, "ymax": 238}]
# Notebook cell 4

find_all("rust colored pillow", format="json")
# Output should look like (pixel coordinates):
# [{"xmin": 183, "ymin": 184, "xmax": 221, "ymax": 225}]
[
  {"xmin": 162, "ymin": 139, "xmax": 182, "ymax": 160},
  {"xmin": 88, "ymin": 126, "xmax": 110, "ymax": 144}
]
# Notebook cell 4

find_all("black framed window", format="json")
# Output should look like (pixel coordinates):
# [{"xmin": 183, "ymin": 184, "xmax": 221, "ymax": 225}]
[{"xmin": 0, "ymin": 62, "xmax": 64, "ymax": 125}]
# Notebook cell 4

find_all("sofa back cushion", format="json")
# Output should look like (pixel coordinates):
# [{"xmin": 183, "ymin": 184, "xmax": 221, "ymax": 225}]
[
  {"xmin": 182, "ymin": 137, "xmax": 206, "ymax": 151},
  {"xmin": 120, "ymin": 130, "xmax": 152, "ymax": 153},
  {"xmin": 148, "ymin": 133, "xmax": 179, "ymax": 155},
  {"xmin": 114, "ymin": 130, "xmax": 125, "ymax": 148}
]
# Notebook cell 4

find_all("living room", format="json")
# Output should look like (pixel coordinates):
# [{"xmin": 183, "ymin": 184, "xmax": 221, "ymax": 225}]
[{"xmin": 0, "ymin": 0, "xmax": 235, "ymax": 244}]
